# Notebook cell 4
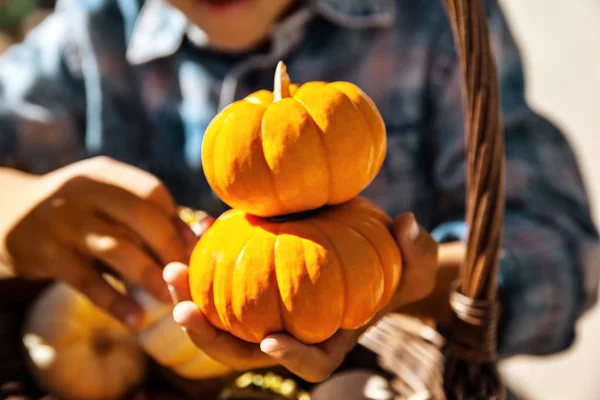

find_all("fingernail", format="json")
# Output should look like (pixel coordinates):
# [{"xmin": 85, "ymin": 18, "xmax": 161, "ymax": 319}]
[
  {"xmin": 408, "ymin": 219, "xmax": 420, "ymax": 242},
  {"xmin": 167, "ymin": 284, "xmax": 177, "ymax": 303},
  {"xmin": 114, "ymin": 302, "xmax": 143, "ymax": 329},
  {"xmin": 175, "ymin": 217, "xmax": 200, "ymax": 255},
  {"xmin": 172, "ymin": 303, "xmax": 186, "ymax": 324},
  {"xmin": 261, "ymin": 338, "xmax": 287, "ymax": 359},
  {"xmin": 151, "ymin": 273, "xmax": 172, "ymax": 303},
  {"xmin": 125, "ymin": 312, "xmax": 142, "ymax": 329}
]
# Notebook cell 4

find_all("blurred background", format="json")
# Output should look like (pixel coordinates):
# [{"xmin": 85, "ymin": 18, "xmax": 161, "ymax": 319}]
[
  {"xmin": 1, "ymin": 0, "xmax": 598, "ymax": 398},
  {"xmin": 497, "ymin": 1, "xmax": 600, "ymax": 399},
  {"xmin": 0, "ymin": 0, "xmax": 54, "ymax": 53}
]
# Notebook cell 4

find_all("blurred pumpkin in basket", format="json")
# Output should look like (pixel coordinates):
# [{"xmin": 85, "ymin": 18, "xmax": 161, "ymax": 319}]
[{"xmin": 22, "ymin": 282, "xmax": 147, "ymax": 400}]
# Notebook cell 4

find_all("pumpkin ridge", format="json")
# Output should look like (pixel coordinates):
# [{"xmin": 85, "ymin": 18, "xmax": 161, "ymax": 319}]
[
  {"xmin": 232, "ymin": 220, "xmax": 284, "ymax": 342},
  {"xmin": 269, "ymin": 224, "xmax": 285, "ymax": 339},
  {"xmin": 274, "ymin": 223, "xmax": 299, "ymax": 336},
  {"xmin": 213, "ymin": 224, "xmax": 252, "ymax": 334},
  {"xmin": 327, "ymin": 84, "xmax": 377, "ymax": 183},
  {"xmin": 211, "ymin": 244, "xmax": 226, "ymax": 331},
  {"xmin": 209, "ymin": 120, "xmax": 221, "ymax": 202},
  {"xmin": 329, "ymin": 82, "xmax": 386, "ymax": 183},
  {"xmin": 293, "ymin": 98, "xmax": 333, "ymax": 204},
  {"xmin": 201, "ymin": 108, "xmax": 222, "ymax": 201},
  {"xmin": 192, "ymin": 219, "xmax": 226, "ymax": 331},
  {"xmin": 205, "ymin": 109, "xmax": 230, "ymax": 204},
  {"xmin": 305, "ymin": 219, "xmax": 347, "ymax": 328},
  {"xmin": 227, "ymin": 231, "xmax": 257, "ymax": 336},
  {"xmin": 319, "ymin": 212, "xmax": 386, "ymax": 302},
  {"xmin": 320, "ymin": 210, "xmax": 391, "ymax": 309},
  {"xmin": 258, "ymin": 112, "xmax": 288, "ymax": 214}
]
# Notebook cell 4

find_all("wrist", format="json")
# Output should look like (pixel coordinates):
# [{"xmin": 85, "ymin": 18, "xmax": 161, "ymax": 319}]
[{"xmin": 0, "ymin": 168, "xmax": 42, "ymax": 273}]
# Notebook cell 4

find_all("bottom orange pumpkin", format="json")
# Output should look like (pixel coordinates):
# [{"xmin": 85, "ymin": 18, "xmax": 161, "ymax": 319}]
[{"xmin": 188, "ymin": 197, "xmax": 402, "ymax": 344}]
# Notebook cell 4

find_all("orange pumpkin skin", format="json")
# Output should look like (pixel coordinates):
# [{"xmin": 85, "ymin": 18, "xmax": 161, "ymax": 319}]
[
  {"xmin": 188, "ymin": 197, "xmax": 402, "ymax": 344},
  {"xmin": 201, "ymin": 63, "xmax": 386, "ymax": 217}
]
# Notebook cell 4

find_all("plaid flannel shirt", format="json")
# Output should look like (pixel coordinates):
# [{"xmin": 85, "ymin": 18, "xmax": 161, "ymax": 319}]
[{"xmin": 1, "ymin": 0, "xmax": 598, "ymax": 359}]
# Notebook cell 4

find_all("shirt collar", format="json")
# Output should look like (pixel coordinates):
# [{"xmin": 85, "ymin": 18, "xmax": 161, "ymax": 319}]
[{"xmin": 126, "ymin": 0, "xmax": 396, "ymax": 65}]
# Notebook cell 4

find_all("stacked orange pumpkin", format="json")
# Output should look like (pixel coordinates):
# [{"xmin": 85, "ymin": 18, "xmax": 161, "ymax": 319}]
[{"xmin": 188, "ymin": 62, "xmax": 402, "ymax": 344}]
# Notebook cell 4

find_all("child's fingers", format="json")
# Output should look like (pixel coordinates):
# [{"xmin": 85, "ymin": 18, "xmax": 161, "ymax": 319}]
[
  {"xmin": 261, "ymin": 329, "xmax": 360, "ymax": 383},
  {"xmin": 392, "ymin": 212, "xmax": 417, "ymax": 241},
  {"xmin": 173, "ymin": 301, "xmax": 274, "ymax": 371},
  {"xmin": 58, "ymin": 249, "xmax": 144, "ymax": 328},
  {"xmin": 163, "ymin": 262, "xmax": 193, "ymax": 303},
  {"xmin": 61, "ymin": 214, "xmax": 171, "ymax": 303},
  {"xmin": 173, "ymin": 217, "xmax": 200, "ymax": 258},
  {"xmin": 81, "ymin": 181, "xmax": 186, "ymax": 265},
  {"xmin": 69, "ymin": 156, "xmax": 178, "ymax": 216},
  {"xmin": 391, "ymin": 212, "xmax": 438, "ymax": 306}
]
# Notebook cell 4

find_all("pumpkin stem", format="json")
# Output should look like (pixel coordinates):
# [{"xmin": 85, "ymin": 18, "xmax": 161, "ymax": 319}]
[{"xmin": 273, "ymin": 61, "xmax": 291, "ymax": 101}]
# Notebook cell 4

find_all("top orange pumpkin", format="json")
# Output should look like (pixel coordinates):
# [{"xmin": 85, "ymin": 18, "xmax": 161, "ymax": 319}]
[{"xmin": 202, "ymin": 61, "xmax": 386, "ymax": 217}]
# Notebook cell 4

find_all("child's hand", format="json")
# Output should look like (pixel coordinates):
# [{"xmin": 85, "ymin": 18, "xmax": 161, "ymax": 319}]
[
  {"xmin": 164, "ymin": 212, "xmax": 438, "ymax": 382},
  {"xmin": 0, "ymin": 157, "xmax": 194, "ymax": 328}
]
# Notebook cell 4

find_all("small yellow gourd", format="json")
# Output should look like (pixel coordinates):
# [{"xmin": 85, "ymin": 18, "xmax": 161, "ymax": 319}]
[
  {"xmin": 22, "ymin": 283, "xmax": 147, "ymax": 400},
  {"xmin": 23, "ymin": 280, "xmax": 231, "ymax": 399},
  {"xmin": 128, "ymin": 284, "xmax": 232, "ymax": 380}
]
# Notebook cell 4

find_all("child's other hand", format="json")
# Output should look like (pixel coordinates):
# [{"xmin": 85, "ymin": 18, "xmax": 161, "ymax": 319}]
[
  {"xmin": 384, "ymin": 212, "xmax": 438, "ymax": 311},
  {"xmin": 0, "ymin": 156, "xmax": 193, "ymax": 328},
  {"xmin": 164, "ymin": 212, "xmax": 438, "ymax": 382}
]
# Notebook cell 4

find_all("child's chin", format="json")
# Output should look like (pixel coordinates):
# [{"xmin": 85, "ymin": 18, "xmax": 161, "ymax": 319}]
[
  {"xmin": 207, "ymin": 32, "xmax": 268, "ymax": 53},
  {"xmin": 199, "ymin": 0, "xmax": 253, "ymax": 11}
]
